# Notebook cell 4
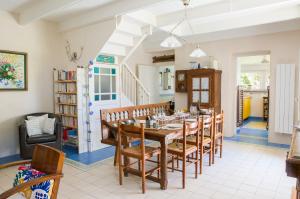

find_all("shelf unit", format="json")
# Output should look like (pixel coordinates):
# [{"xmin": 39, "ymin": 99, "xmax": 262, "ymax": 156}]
[
  {"xmin": 263, "ymin": 86, "xmax": 270, "ymax": 130},
  {"xmin": 53, "ymin": 68, "xmax": 88, "ymax": 153}
]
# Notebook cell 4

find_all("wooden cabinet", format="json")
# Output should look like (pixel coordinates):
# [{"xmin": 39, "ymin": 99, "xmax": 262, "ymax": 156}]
[
  {"xmin": 175, "ymin": 70, "xmax": 187, "ymax": 92},
  {"xmin": 187, "ymin": 69, "xmax": 222, "ymax": 113}
]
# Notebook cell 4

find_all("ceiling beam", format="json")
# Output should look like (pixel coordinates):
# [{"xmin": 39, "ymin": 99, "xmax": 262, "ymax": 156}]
[
  {"xmin": 58, "ymin": 0, "xmax": 167, "ymax": 32},
  {"xmin": 19, "ymin": 0, "xmax": 81, "ymax": 25},
  {"xmin": 184, "ymin": 6, "xmax": 300, "ymax": 36},
  {"xmin": 157, "ymin": 0, "xmax": 300, "ymax": 29}
]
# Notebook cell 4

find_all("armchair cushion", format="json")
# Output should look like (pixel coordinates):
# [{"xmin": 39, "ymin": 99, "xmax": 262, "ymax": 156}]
[
  {"xmin": 13, "ymin": 165, "xmax": 54, "ymax": 199},
  {"xmin": 27, "ymin": 134, "xmax": 56, "ymax": 145},
  {"xmin": 42, "ymin": 118, "xmax": 56, "ymax": 135},
  {"xmin": 25, "ymin": 119, "xmax": 42, "ymax": 136}
]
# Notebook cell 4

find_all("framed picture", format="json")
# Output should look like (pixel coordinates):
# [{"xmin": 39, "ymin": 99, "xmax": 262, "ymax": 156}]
[{"xmin": 0, "ymin": 50, "xmax": 27, "ymax": 91}]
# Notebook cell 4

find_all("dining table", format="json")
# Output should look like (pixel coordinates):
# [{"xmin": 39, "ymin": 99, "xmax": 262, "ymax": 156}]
[{"xmin": 124, "ymin": 114, "xmax": 209, "ymax": 190}]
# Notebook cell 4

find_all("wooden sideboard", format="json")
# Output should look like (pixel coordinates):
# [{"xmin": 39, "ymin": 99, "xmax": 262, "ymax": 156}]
[{"xmin": 185, "ymin": 69, "xmax": 222, "ymax": 113}]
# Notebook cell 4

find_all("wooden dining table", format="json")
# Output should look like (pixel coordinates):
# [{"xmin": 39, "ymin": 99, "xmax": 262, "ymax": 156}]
[{"xmin": 124, "ymin": 127, "xmax": 184, "ymax": 190}]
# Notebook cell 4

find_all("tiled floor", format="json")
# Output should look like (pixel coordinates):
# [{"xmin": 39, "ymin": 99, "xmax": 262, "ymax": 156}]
[{"xmin": 0, "ymin": 141, "xmax": 295, "ymax": 199}]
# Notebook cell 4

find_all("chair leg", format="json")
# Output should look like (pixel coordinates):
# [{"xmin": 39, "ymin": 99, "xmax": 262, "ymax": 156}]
[
  {"xmin": 220, "ymin": 137, "xmax": 223, "ymax": 158},
  {"xmin": 172, "ymin": 156, "xmax": 174, "ymax": 172},
  {"xmin": 176, "ymin": 155, "xmax": 179, "ymax": 168},
  {"xmin": 209, "ymin": 143, "xmax": 212, "ymax": 166},
  {"xmin": 212, "ymin": 140, "xmax": 215, "ymax": 165},
  {"xmin": 141, "ymin": 159, "xmax": 146, "ymax": 194},
  {"xmin": 118, "ymin": 154, "xmax": 123, "ymax": 185},
  {"xmin": 138, "ymin": 160, "xmax": 141, "ymax": 171},
  {"xmin": 182, "ymin": 155, "xmax": 186, "ymax": 189},
  {"xmin": 195, "ymin": 151, "xmax": 198, "ymax": 179},
  {"xmin": 157, "ymin": 155, "xmax": 160, "ymax": 178},
  {"xmin": 114, "ymin": 145, "xmax": 119, "ymax": 166},
  {"xmin": 200, "ymin": 146, "xmax": 203, "ymax": 174}
]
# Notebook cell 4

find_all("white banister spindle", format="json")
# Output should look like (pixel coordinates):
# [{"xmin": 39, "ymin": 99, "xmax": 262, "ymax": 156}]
[{"xmin": 120, "ymin": 63, "xmax": 150, "ymax": 106}]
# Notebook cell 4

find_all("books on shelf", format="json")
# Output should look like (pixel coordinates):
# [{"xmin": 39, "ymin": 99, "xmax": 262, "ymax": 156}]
[
  {"xmin": 61, "ymin": 115, "xmax": 78, "ymax": 128},
  {"xmin": 57, "ymin": 104, "xmax": 77, "ymax": 115},
  {"xmin": 56, "ymin": 95, "xmax": 77, "ymax": 104},
  {"xmin": 56, "ymin": 82, "xmax": 76, "ymax": 93},
  {"xmin": 56, "ymin": 70, "xmax": 76, "ymax": 81}
]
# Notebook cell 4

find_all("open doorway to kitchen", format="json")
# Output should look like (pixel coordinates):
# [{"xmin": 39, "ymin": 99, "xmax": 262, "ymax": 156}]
[{"xmin": 236, "ymin": 54, "xmax": 270, "ymax": 144}]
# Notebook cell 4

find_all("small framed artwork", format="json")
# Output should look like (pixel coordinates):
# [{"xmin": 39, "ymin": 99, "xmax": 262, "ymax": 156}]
[{"xmin": 0, "ymin": 50, "xmax": 27, "ymax": 91}]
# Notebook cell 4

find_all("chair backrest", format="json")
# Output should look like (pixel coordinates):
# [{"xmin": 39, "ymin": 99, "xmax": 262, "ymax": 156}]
[
  {"xmin": 31, "ymin": 144, "xmax": 64, "ymax": 174},
  {"xmin": 186, "ymin": 119, "xmax": 201, "ymax": 150},
  {"xmin": 214, "ymin": 110, "xmax": 224, "ymax": 136},
  {"xmin": 201, "ymin": 115, "xmax": 214, "ymax": 140},
  {"xmin": 31, "ymin": 144, "xmax": 64, "ymax": 199},
  {"xmin": 118, "ymin": 123, "xmax": 145, "ymax": 159}
]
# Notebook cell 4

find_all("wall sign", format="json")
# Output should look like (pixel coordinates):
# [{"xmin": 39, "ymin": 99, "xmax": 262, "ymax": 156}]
[{"xmin": 96, "ymin": 55, "xmax": 115, "ymax": 64}]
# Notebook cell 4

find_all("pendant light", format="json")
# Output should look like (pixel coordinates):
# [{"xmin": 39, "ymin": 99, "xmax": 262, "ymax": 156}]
[
  {"xmin": 160, "ymin": 0, "xmax": 190, "ymax": 48},
  {"xmin": 190, "ymin": 44, "xmax": 207, "ymax": 58}
]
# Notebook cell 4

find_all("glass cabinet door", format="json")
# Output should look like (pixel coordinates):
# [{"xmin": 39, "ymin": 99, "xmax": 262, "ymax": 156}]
[
  {"xmin": 191, "ymin": 76, "xmax": 210, "ymax": 105},
  {"xmin": 201, "ymin": 77, "xmax": 209, "ymax": 89}
]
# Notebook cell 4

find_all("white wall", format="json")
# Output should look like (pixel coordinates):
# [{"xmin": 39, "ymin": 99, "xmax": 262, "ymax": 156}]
[
  {"xmin": 174, "ymin": 30, "xmax": 300, "ymax": 145},
  {"xmin": 0, "ymin": 11, "xmax": 65, "ymax": 157},
  {"xmin": 61, "ymin": 18, "xmax": 116, "ymax": 68}
]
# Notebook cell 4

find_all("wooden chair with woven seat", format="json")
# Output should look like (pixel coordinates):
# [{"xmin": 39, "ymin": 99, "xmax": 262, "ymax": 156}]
[
  {"xmin": 0, "ymin": 144, "xmax": 65, "ymax": 199},
  {"xmin": 118, "ymin": 123, "xmax": 160, "ymax": 194},
  {"xmin": 212, "ymin": 111, "xmax": 224, "ymax": 164},
  {"xmin": 185, "ymin": 116, "xmax": 214, "ymax": 174},
  {"xmin": 168, "ymin": 120, "xmax": 200, "ymax": 189}
]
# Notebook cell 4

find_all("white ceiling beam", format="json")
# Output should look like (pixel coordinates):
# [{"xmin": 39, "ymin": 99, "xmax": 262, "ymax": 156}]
[
  {"xmin": 18, "ymin": 0, "xmax": 81, "ymax": 25},
  {"xmin": 170, "ymin": 6, "xmax": 300, "ymax": 36},
  {"xmin": 59, "ymin": 0, "xmax": 167, "ymax": 32},
  {"xmin": 157, "ymin": 0, "xmax": 300, "ymax": 28}
]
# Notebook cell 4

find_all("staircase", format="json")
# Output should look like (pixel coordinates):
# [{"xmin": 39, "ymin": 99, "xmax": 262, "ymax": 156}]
[{"xmin": 99, "ymin": 15, "xmax": 152, "ymax": 106}]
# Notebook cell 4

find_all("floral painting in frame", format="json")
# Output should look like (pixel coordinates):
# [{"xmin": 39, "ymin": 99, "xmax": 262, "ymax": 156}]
[{"xmin": 0, "ymin": 50, "xmax": 27, "ymax": 90}]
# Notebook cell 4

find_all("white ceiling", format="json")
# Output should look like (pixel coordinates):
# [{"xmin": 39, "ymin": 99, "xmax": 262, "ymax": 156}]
[
  {"xmin": 1, "ymin": 0, "xmax": 300, "ymax": 46},
  {"xmin": 144, "ymin": 0, "xmax": 223, "ymax": 15},
  {"xmin": 44, "ymin": 0, "xmax": 116, "ymax": 22},
  {"xmin": 0, "ymin": 0, "xmax": 36, "ymax": 12}
]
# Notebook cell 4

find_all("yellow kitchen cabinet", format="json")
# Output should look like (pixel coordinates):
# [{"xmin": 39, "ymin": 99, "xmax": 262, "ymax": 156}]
[{"xmin": 243, "ymin": 96, "xmax": 251, "ymax": 120}]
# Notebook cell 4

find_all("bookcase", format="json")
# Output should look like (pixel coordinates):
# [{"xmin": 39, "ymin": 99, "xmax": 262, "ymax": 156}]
[{"xmin": 53, "ymin": 67, "xmax": 88, "ymax": 153}]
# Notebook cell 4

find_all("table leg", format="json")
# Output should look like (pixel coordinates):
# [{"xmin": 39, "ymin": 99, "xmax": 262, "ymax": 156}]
[{"xmin": 160, "ymin": 138, "xmax": 168, "ymax": 190}]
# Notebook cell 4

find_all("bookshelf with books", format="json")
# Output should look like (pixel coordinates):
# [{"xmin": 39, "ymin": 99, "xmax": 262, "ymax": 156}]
[{"xmin": 53, "ymin": 68, "xmax": 88, "ymax": 153}]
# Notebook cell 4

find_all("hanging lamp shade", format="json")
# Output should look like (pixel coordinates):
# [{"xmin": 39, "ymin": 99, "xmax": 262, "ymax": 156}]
[
  {"xmin": 190, "ymin": 45, "xmax": 207, "ymax": 58},
  {"xmin": 160, "ymin": 35, "xmax": 182, "ymax": 48}
]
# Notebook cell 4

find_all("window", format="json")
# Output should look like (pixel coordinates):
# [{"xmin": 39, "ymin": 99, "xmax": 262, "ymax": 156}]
[
  {"xmin": 94, "ymin": 65, "xmax": 117, "ymax": 101},
  {"xmin": 240, "ymin": 71, "xmax": 269, "ymax": 90}
]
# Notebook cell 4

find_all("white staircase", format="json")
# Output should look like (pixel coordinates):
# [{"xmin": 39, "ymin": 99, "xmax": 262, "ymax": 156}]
[{"xmin": 100, "ymin": 15, "xmax": 151, "ymax": 106}]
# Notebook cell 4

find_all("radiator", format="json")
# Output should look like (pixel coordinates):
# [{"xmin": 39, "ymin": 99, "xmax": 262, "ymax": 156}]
[{"xmin": 275, "ymin": 64, "xmax": 295, "ymax": 134}]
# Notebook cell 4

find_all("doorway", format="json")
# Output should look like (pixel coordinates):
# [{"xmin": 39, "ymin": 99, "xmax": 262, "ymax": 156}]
[
  {"xmin": 137, "ymin": 65, "xmax": 175, "ymax": 104},
  {"xmin": 236, "ymin": 54, "xmax": 270, "ymax": 143}
]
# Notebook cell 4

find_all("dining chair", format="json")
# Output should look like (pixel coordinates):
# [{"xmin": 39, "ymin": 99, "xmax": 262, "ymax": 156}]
[
  {"xmin": 0, "ymin": 144, "xmax": 65, "ymax": 199},
  {"xmin": 168, "ymin": 120, "xmax": 199, "ymax": 189},
  {"xmin": 117, "ymin": 123, "xmax": 161, "ymax": 194},
  {"xmin": 213, "ymin": 111, "xmax": 224, "ymax": 164},
  {"xmin": 186, "ymin": 115, "xmax": 214, "ymax": 174}
]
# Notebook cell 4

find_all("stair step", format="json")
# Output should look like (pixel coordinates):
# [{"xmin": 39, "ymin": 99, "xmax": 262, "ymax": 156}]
[
  {"xmin": 101, "ymin": 43, "xmax": 127, "ymax": 57},
  {"xmin": 117, "ymin": 17, "xmax": 142, "ymax": 37},
  {"xmin": 108, "ymin": 32, "xmax": 134, "ymax": 47}
]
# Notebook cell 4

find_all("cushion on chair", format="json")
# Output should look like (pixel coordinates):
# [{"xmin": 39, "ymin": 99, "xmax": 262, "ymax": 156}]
[
  {"xmin": 25, "ymin": 119, "xmax": 43, "ymax": 136},
  {"xmin": 13, "ymin": 165, "xmax": 54, "ymax": 199},
  {"xmin": 42, "ymin": 118, "xmax": 56, "ymax": 135},
  {"xmin": 27, "ymin": 134, "xmax": 56, "ymax": 144},
  {"xmin": 122, "ymin": 145, "xmax": 160, "ymax": 159},
  {"xmin": 186, "ymin": 135, "xmax": 211, "ymax": 144},
  {"xmin": 167, "ymin": 142, "xmax": 197, "ymax": 155},
  {"xmin": 27, "ymin": 114, "xmax": 48, "ymax": 128}
]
